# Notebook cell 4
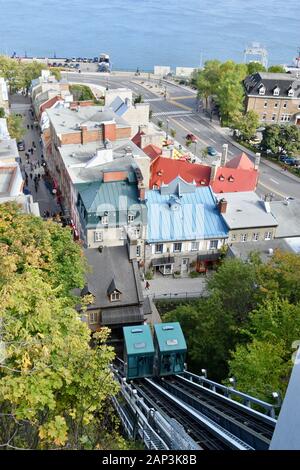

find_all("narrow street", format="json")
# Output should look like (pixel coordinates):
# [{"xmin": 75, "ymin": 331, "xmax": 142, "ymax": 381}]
[{"xmin": 10, "ymin": 94, "xmax": 61, "ymax": 216}]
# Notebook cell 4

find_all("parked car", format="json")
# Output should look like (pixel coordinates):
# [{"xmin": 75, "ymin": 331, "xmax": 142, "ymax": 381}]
[
  {"xmin": 207, "ymin": 146, "xmax": 218, "ymax": 156},
  {"xmin": 186, "ymin": 133, "xmax": 197, "ymax": 143},
  {"xmin": 17, "ymin": 140, "xmax": 25, "ymax": 151}
]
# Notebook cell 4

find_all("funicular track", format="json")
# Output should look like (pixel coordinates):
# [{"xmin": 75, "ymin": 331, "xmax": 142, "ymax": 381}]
[{"xmin": 134, "ymin": 378, "xmax": 253, "ymax": 450}]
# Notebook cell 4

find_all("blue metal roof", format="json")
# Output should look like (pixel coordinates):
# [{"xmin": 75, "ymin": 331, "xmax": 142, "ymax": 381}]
[
  {"xmin": 146, "ymin": 184, "xmax": 228, "ymax": 242},
  {"xmin": 154, "ymin": 322, "xmax": 187, "ymax": 353},
  {"xmin": 123, "ymin": 325, "xmax": 155, "ymax": 356}
]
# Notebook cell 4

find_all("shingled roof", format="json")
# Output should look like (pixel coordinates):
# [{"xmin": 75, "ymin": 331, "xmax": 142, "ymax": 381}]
[{"xmin": 244, "ymin": 72, "xmax": 300, "ymax": 98}]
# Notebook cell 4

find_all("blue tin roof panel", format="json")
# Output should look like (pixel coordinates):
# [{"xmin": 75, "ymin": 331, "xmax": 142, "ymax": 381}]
[
  {"xmin": 154, "ymin": 322, "xmax": 187, "ymax": 353},
  {"xmin": 123, "ymin": 325, "xmax": 155, "ymax": 356}
]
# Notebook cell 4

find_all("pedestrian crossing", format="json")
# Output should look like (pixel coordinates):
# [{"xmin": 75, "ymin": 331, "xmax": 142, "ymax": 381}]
[
  {"xmin": 152, "ymin": 110, "xmax": 194, "ymax": 117},
  {"xmin": 144, "ymin": 97, "xmax": 165, "ymax": 102}
]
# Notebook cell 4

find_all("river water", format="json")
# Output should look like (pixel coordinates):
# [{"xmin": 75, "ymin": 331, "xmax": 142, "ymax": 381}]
[{"xmin": 0, "ymin": 0, "xmax": 299, "ymax": 70}]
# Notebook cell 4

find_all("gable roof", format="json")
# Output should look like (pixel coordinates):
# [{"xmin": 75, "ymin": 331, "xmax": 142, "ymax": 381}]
[
  {"xmin": 244, "ymin": 72, "xmax": 300, "ymax": 98},
  {"xmin": 150, "ymin": 156, "xmax": 211, "ymax": 189},
  {"xmin": 107, "ymin": 277, "xmax": 122, "ymax": 295},
  {"xmin": 211, "ymin": 166, "xmax": 258, "ymax": 193},
  {"xmin": 142, "ymin": 144, "xmax": 162, "ymax": 160},
  {"xmin": 132, "ymin": 130, "xmax": 145, "ymax": 147},
  {"xmin": 225, "ymin": 152, "xmax": 254, "ymax": 170}
]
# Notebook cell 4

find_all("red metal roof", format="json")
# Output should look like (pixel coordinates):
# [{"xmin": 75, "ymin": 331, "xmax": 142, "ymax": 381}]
[
  {"xmin": 150, "ymin": 156, "xmax": 211, "ymax": 188},
  {"xmin": 211, "ymin": 167, "xmax": 258, "ymax": 193},
  {"xmin": 132, "ymin": 130, "xmax": 145, "ymax": 148},
  {"xmin": 142, "ymin": 144, "xmax": 162, "ymax": 160},
  {"xmin": 225, "ymin": 152, "xmax": 254, "ymax": 170}
]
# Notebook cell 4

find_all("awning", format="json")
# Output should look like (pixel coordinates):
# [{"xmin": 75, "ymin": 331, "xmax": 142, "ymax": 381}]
[
  {"xmin": 101, "ymin": 306, "xmax": 144, "ymax": 325},
  {"xmin": 152, "ymin": 256, "xmax": 175, "ymax": 266},
  {"xmin": 197, "ymin": 253, "xmax": 220, "ymax": 262}
]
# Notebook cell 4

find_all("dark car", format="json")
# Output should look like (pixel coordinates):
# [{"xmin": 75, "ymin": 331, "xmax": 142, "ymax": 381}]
[
  {"xmin": 207, "ymin": 146, "xmax": 218, "ymax": 156},
  {"xmin": 17, "ymin": 140, "xmax": 25, "ymax": 151},
  {"xmin": 186, "ymin": 133, "xmax": 197, "ymax": 143}
]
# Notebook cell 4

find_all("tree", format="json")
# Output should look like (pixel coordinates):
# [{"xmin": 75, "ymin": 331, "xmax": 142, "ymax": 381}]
[
  {"xmin": 228, "ymin": 296, "xmax": 300, "ymax": 401},
  {"xmin": 0, "ymin": 203, "xmax": 127, "ymax": 449},
  {"xmin": 195, "ymin": 60, "xmax": 221, "ymax": 109},
  {"xmin": 6, "ymin": 114, "xmax": 26, "ymax": 141},
  {"xmin": 0, "ymin": 56, "xmax": 47, "ymax": 94},
  {"xmin": 0, "ymin": 107, "xmax": 5, "ymax": 118},
  {"xmin": 231, "ymin": 110, "xmax": 260, "ymax": 141},
  {"xmin": 268, "ymin": 65, "xmax": 286, "ymax": 73},
  {"xmin": 0, "ymin": 272, "xmax": 122, "ymax": 449},
  {"xmin": 157, "ymin": 120, "xmax": 163, "ymax": 129},
  {"xmin": 69, "ymin": 85, "xmax": 94, "ymax": 101},
  {"xmin": 164, "ymin": 294, "xmax": 235, "ymax": 381},
  {"xmin": 133, "ymin": 94, "xmax": 143, "ymax": 104},
  {"xmin": 170, "ymin": 129, "xmax": 176, "ymax": 138},
  {"xmin": 208, "ymin": 257, "xmax": 259, "ymax": 324},
  {"xmin": 246, "ymin": 62, "xmax": 266, "ymax": 75},
  {"xmin": 215, "ymin": 72, "xmax": 245, "ymax": 125},
  {"xmin": 261, "ymin": 124, "xmax": 300, "ymax": 156}
]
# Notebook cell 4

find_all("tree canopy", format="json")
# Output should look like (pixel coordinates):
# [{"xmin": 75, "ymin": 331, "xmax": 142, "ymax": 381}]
[
  {"xmin": 6, "ymin": 113, "xmax": 26, "ymax": 142},
  {"xmin": 0, "ymin": 56, "xmax": 53, "ymax": 94},
  {"xmin": 260, "ymin": 124, "xmax": 300, "ymax": 156},
  {"xmin": 0, "ymin": 203, "xmax": 126, "ymax": 449}
]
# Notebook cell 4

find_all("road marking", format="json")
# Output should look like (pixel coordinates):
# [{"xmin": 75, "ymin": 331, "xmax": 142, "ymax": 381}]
[
  {"xmin": 210, "ymin": 138, "xmax": 217, "ymax": 143},
  {"xmin": 152, "ymin": 111, "xmax": 193, "ymax": 117},
  {"xmin": 258, "ymin": 181, "xmax": 288, "ymax": 199},
  {"xmin": 229, "ymin": 150, "xmax": 234, "ymax": 155},
  {"xmin": 270, "ymin": 178, "xmax": 279, "ymax": 185},
  {"xmin": 168, "ymin": 99, "xmax": 193, "ymax": 111},
  {"xmin": 168, "ymin": 117, "xmax": 208, "ymax": 147}
]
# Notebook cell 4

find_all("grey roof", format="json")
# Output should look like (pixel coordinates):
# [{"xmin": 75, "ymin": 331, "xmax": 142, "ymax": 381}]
[
  {"xmin": 0, "ymin": 139, "xmax": 19, "ymax": 162},
  {"xmin": 160, "ymin": 176, "xmax": 196, "ymax": 196},
  {"xmin": 47, "ymin": 106, "xmax": 129, "ymax": 135},
  {"xmin": 215, "ymin": 192, "xmax": 278, "ymax": 230},
  {"xmin": 228, "ymin": 239, "xmax": 295, "ymax": 263},
  {"xmin": 83, "ymin": 246, "xmax": 144, "ymax": 310},
  {"xmin": 270, "ymin": 199, "xmax": 300, "ymax": 238},
  {"xmin": 107, "ymin": 278, "xmax": 122, "ymax": 295},
  {"xmin": 244, "ymin": 72, "xmax": 300, "ymax": 98},
  {"xmin": 60, "ymin": 138, "xmax": 149, "ymax": 185}
]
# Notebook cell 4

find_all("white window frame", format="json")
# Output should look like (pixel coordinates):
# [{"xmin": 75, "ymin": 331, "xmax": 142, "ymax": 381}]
[
  {"xmin": 274, "ymin": 102, "xmax": 278, "ymax": 108},
  {"xmin": 110, "ymin": 292, "xmax": 120, "ymax": 302},
  {"xmin": 155, "ymin": 243, "xmax": 164, "ymax": 254},
  {"xmin": 94, "ymin": 231, "xmax": 103, "ymax": 242},
  {"xmin": 241, "ymin": 233, "xmax": 248, "ymax": 242},
  {"xmin": 100, "ymin": 215, "xmax": 108, "ymax": 225},
  {"xmin": 89, "ymin": 312, "xmax": 98, "ymax": 324},
  {"xmin": 288, "ymin": 89, "xmax": 294, "ymax": 97},
  {"xmin": 259, "ymin": 86, "xmax": 265, "ymax": 96},
  {"xmin": 231, "ymin": 234, "xmax": 236, "ymax": 241},
  {"xmin": 136, "ymin": 245, "xmax": 141, "ymax": 257},
  {"xmin": 252, "ymin": 233, "xmax": 259, "ymax": 241},
  {"xmin": 283, "ymin": 103, "xmax": 287, "ymax": 108},
  {"xmin": 209, "ymin": 240, "xmax": 219, "ymax": 250},
  {"xmin": 173, "ymin": 242, "xmax": 182, "ymax": 253},
  {"xmin": 128, "ymin": 214, "xmax": 135, "ymax": 223},
  {"xmin": 264, "ymin": 231, "xmax": 272, "ymax": 240},
  {"xmin": 191, "ymin": 241, "xmax": 199, "ymax": 251},
  {"xmin": 273, "ymin": 88, "xmax": 280, "ymax": 96}
]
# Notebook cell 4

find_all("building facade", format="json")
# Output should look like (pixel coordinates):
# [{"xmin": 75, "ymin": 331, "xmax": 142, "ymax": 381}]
[{"xmin": 244, "ymin": 72, "xmax": 300, "ymax": 125}]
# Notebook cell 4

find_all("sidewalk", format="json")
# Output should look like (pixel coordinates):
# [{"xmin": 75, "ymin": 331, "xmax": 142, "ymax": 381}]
[{"xmin": 142, "ymin": 275, "xmax": 208, "ymax": 299}]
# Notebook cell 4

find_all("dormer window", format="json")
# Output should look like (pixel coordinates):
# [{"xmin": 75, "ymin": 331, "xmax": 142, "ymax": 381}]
[
  {"xmin": 228, "ymin": 175, "xmax": 235, "ymax": 182},
  {"xmin": 128, "ymin": 213, "xmax": 135, "ymax": 223},
  {"xmin": 258, "ymin": 84, "xmax": 265, "ymax": 95},
  {"xmin": 100, "ymin": 212, "xmax": 109, "ymax": 225},
  {"xmin": 200, "ymin": 180, "xmax": 206, "ymax": 185},
  {"xmin": 107, "ymin": 278, "xmax": 122, "ymax": 302},
  {"xmin": 110, "ymin": 291, "xmax": 120, "ymax": 302},
  {"xmin": 219, "ymin": 175, "xmax": 225, "ymax": 181},
  {"xmin": 273, "ymin": 86, "xmax": 280, "ymax": 96},
  {"xmin": 288, "ymin": 87, "xmax": 294, "ymax": 97}
]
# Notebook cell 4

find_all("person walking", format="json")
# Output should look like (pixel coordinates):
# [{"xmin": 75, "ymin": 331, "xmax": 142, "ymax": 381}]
[
  {"xmin": 145, "ymin": 281, "xmax": 150, "ymax": 290},
  {"xmin": 29, "ymin": 173, "xmax": 33, "ymax": 179}
]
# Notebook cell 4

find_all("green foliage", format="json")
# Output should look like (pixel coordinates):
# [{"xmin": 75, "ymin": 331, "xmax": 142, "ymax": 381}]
[
  {"xmin": 260, "ymin": 124, "xmax": 300, "ymax": 156},
  {"xmin": 189, "ymin": 271, "xmax": 201, "ymax": 278},
  {"xmin": 0, "ymin": 107, "xmax": 5, "ymax": 118},
  {"xmin": 246, "ymin": 62, "xmax": 266, "ymax": 75},
  {"xmin": 157, "ymin": 120, "xmax": 163, "ymax": 129},
  {"xmin": 145, "ymin": 271, "xmax": 153, "ymax": 280},
  {"xmin": 170, "ymin": 129, "xmax": 176, "ymax": 138},
  {"xmin": 133, "ymin": 94, "xmax": 143, "ymax": 104},
  {"xmin": 231, "ymin": 110, "xmax": 260, "ymax": 142},
  {"xmin": 0, "ymin": 56, "xmax": 47, "ymax": 93},
  {"xmin": 268, "ymin": 65, "xmax": 286, "ymax": 73},
  {"xmin": 70, "ymin": 84, "xmax": 94, "ymax": 101},
  {"xmin": 50, "ymin": 67, "xmax": 62, "ymax": 81},
  {"xmin": 0, "ymin": 203, "xmax": 128, "ymax": 449},
  {"xmin": 6, "ymin": 113, "xmax": 26, "ymax": 141}
]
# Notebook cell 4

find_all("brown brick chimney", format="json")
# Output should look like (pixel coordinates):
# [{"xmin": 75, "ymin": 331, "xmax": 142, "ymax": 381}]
[
  {"xmin": 138, "ymin": 181, "xmax": 146, "ymax": 201},
  {"xmin": 218, "ymin": 198, "xmax": 227, "ymax": 214},
  {"xmin": 81, "ymin": 125, "xmax": 88, "ymax": 144},
  {"xmin": 103, "ymin": 122, "xmax": 116, "ymax": 142}
]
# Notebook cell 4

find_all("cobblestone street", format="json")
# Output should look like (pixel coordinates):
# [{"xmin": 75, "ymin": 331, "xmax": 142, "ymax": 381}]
[
  {"xmin": 142, "ymin": 274, "xmax": 209, "ymax": 299},
  {"xmin": 10, "ymin": 94, "xmax": 61, "ymax": 216}
]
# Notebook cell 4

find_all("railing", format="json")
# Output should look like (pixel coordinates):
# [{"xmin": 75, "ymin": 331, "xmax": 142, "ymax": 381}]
[{"xmin": 147, "ymin": 291, "xmax": 206, "ymax": 301}]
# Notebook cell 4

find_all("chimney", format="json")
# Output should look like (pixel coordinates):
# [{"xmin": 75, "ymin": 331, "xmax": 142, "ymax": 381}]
[
  {"xmin": 138, "ymin": 181, "xmax": 146, "ymax": 201},
  {"xmin": 103, "ymin": 122, "xmax": 116, "ymax": 142},
  {"xmin": 125, "ymin": 97, "xmax": 132, "ymax": 107},
  {"xmin": 81, "ymin": 125, "xmax": 88, "ymax": 144},
  {"xmin": 210, "ymin": 163, "xmax": 218, "ymax": 182},
  {"xmin": 221, "ymin": 144, "xmax": 228, "ymax": 166},
  {"xmin": 254, "ymin": 153, "xmax": 261, "ymax": 170},
  {"xmin": 218, "ymin": 198, "xmax": 227, "ymax": 214}
]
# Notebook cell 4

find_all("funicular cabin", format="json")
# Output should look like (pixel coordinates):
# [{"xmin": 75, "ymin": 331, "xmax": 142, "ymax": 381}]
[
  {"xmin": 153, "ymin": 322, "xmax": 187, "ymax": 376},
  {"xmin": 123, "ymin": 325, "xmax": 155, "ymax": 380}
]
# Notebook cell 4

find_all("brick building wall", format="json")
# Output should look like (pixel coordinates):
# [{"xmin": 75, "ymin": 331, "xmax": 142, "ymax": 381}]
[{"xmin": 246, "ymin": 96, "xmax": 300, "ymax": 125}]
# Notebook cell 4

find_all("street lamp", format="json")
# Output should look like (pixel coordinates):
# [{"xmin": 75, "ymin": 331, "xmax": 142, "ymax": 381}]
[
  {"xmin": 272, "ymin": 391, "xmax": 282, "ymax": 408},
  {"xmin": 166, "ymin": 119, "xmax": 169, "ymax": 140},
  {"xmin": 201, "ymin": 368, "xmax": 207, "ymax": 379},
  {"xmin": 229, "ymin": 377, "xmax": 236, "ymax": 388}
]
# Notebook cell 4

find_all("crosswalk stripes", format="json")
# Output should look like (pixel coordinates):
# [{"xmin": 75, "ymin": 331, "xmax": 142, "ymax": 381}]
[{"xmin": 152, "ymin": 110, "xmax": 194, "ymax": 117}]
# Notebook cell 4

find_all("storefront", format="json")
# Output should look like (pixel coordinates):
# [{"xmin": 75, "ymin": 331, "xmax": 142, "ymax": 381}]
[{"xmin": 152, "ymin": 256, "xmax": 175, "ymax": 275}]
